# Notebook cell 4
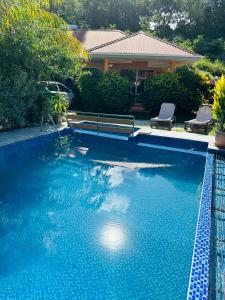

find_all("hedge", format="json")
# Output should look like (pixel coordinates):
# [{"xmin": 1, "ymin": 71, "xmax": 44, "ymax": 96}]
[
  {"xmin": 143, "ymin": 67, "xmax": 209, "ymax": 116},
  {"xmin": 77, "ymin": 70, "xmax": 132, "ymax": 113}
]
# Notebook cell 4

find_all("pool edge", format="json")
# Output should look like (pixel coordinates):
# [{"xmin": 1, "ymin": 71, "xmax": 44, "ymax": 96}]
[{"xmin": 187, "ymin": 153, "xmax": 214, "ymax": 300}]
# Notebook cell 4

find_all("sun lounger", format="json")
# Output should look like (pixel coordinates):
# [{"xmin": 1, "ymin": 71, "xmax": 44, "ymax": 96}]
[
  {"xmin": 150, "ymin": 103, "xmax": 176, "ymax": 131},
  {"xmin": 184, "ymin": 105, "xmax": 213, "ymax": 134}
]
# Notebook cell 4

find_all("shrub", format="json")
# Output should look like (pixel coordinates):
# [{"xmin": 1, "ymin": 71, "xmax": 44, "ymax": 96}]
[
  {"xmin": 0, "ymin": 67, "xmax": 39, "ymax": 128},
  {"xmin": 76, "ymin": 69, "xmax": 103, "ymax": 112},
  {"xmin": 77, "ymin": 70, "xmax": 132, "ymax": 113},
  {"xmin": 172, "ymin": 36, "xmax": 194, "ymax": 52},
  {"xmin": 97, "ymin": 72, "xmax": 132, "ymax": 113},
  {"xmin": 212, "ymin": 75, "xmax": 225, "ymax": 132},
  {"xmin": 193, "ymin": 58, "xmax": 225, "ymax": 77},
  {"xmin": 143, "ymin": 72, "xmax": 183, "ymax": 115},
  {"xmin": 143, "ymin": 68, "xmax": 203, "ymax": 116},
  {"xmin": 176, "ymin": 66, "xmax": 209, "ymax": 107}
]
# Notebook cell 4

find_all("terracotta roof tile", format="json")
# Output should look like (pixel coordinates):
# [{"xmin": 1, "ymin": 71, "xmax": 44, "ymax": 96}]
[
  {"xmin": 90, "ymin": 32, "xmax": 200, "ymax": 59},
  {"xmin": 73, "ymin": 29, "xmax": 126, "ymax": 50}
]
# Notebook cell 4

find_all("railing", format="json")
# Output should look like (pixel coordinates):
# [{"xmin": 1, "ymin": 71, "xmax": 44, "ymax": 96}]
[
  {"xmin": 40, "ymin": 114, "xmax": 61, "ymax": 139},
  {"xmin": 67, "ymin": 111, "xmax": 135, "ymax": 135}
]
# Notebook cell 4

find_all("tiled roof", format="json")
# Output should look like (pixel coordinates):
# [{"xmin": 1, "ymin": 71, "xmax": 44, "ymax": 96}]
[
  {"xmin": 89, "ymin": 32, "xmax": 200, "ymax": 60},
  {"xmin": 73, "ymin": 29, "xmax": 127, "ymax": 50}
]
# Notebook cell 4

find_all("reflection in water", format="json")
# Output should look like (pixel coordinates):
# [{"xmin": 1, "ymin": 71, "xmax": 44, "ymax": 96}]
[
  {"xmin": 52, "ymin": 135, "xmax": 89, "ymax": 159},
  {"xmin": 106, "ymin": 167, "xmax": 124, "ymax": 188},
  {"xmin": 79, "ymin": 164, "xmax": 147, "ymax": 210},
  {"xmin": 75, "ymin": 147, "xmax": 89, "ymax": 156},
  {"xmin": 100, "ymin": 193, "xmax": 129, "ymax": 213},
  {"xmin": 90, "ymin": 166, "xmax": 102, "ymax": 177},
  {"xmin": 43, "ymin": 230, "xmax": 61, "ymax": 254},
  {"xmin": 100, "ymin": 222, "xmax": 126, "ymax": 251},
  {"xmin": 79, "ymin": 158, "xmax": 169, "ymax": 212}
]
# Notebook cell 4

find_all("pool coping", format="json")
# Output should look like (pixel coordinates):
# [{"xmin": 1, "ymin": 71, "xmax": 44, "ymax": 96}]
[
  {"xmin": 0, "ymin": 124, "xmax": 67, "ymax": 147},
  {"xmin": 187, "ymin": 153, "xmax": 214, "ymax": 300}
]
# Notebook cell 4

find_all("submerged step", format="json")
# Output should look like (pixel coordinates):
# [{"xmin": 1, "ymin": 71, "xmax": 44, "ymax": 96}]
[{"xmin": 137, "ymin": 142, "xmax": 207, "ymax": 156}]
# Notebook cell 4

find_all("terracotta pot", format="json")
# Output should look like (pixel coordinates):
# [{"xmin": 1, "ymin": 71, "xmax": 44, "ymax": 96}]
[
  {"xmin": 215, "ymin": 131, "xmax": 225, "ymax": 148},
  {"xmin": 53, "ymin": 114, "xmax": 63, "ymax": 125},
  {"xmin": 58, "ymin": 115, "xmax": 63, "ymax": 124}
]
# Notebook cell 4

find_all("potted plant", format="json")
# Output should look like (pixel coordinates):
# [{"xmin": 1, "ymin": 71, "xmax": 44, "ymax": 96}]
[
  {"xmin": 213, "ymin": 75, "xmax": 225, "ymax": 147},
  {"xmin": 52, "ymin": 94, "xmax": 69, "ymax": 124}
]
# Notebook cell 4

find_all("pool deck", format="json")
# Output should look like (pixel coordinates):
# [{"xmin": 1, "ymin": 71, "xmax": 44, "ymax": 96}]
[
  {"xmin": 0, "ymin": 124, "xmax": 67, "ymax": 147},
  {"xmin": 138, "ymin": 127, "xmax": 214, "ymax": 143},
  {"xmin": 136, "ymin": 121, "xmax": 225, "ymax": 154},
  {"xmin": 136, "ymin": 120, "xmax": 213, "ymax": 142},
  {"xmin": 0, "ymin": 122, "xmax": 217, "ymax": 148}
]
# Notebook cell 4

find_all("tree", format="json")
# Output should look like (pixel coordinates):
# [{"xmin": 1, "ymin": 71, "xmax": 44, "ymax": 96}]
[
  {"xmin": 53, "ymin": 0, "xmax": 146, "ymax": 31},
  {"xmin": 140, "ymin": 0, "xmax": 184, "ymax": 38},
  {"xmin": 0, "ymin": 0, "xmax": 88, "ymax": 128}
]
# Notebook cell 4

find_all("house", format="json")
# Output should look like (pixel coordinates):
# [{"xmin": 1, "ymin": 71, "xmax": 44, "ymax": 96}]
[
  {"xmin": 73, "ymin": 29, "xmax": 201, "ymax": 72},
  {"xmin": 73, "ymin": 29, "xmax": 201, "ymax": 103}
]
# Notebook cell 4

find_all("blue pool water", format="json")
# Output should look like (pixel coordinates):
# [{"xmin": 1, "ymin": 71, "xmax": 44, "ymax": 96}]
[{"xmin": 0, "ymin": 134, "xmax": 206, "ymax": 299}]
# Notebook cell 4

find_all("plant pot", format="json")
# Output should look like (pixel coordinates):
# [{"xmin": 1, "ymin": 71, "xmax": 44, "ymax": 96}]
[
  {"xmin": 215, "ymin": 131, "xmax": 225, "ymax": 148},
  {"xmin": 58, "ymin": 115, "xmax": 63, "ymax": 125},
  {"xmin": 53, "ymin": 114, "xmax": 63, "ymax": 125}
]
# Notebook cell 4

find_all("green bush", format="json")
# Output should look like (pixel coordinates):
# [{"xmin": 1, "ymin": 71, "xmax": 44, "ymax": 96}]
[
  {"xmin": 77, "ymin": 70, "xmax": 132, "ymax": 113},
  {"xmin": 77, "ymin": 69, "xmax": 103, "ymax": 112},
  {"xmin": 0, "ymin": 67, "xmax": 39, "ymax": 128},
  {"xmin": 143, "ymin": 68, "xmax": 203, "ymax": 116},
  {"xmin": 97, "ymin": 72, "xmax": 132, "ymax": 113},
  {"xmin": 144, "ymin": 72, "xmax": 182, "ymax": 115},
  {"xmin": 212, "ymin": 75, "xmax": 225, "ymax": 132},
  {"xmin": 193, "ymin": 58, "xmax": 225, "ymax": 77},
  {"xmin": 176, "ymin": 66, "xmax": 209, "ymax": 107}
]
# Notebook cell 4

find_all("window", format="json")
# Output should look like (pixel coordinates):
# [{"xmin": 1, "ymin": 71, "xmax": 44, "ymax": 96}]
[
  {"xmin": 57, "ymin": 83, "xmax": 70, "ymax": 92},
  {"xmin": 135, "ymin": 70, "xmax": 154, "ymax": 96},
  {"xmin": 47, "ymin": 83, "xmax": 58, "ymax": 92}
]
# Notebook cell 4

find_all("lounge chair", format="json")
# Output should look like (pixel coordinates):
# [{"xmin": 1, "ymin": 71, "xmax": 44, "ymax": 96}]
[
  {"xmin": 184, "ymin": 105, "xmax": 213, "ymax": 134},
  {"xmin": 150, "ymin": 103, "xmax": 176, "ymax": 131}
]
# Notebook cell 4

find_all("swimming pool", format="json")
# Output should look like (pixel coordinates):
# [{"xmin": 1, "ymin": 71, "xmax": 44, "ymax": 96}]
[{"xmin": 0, "ymin": 133, "xmax": 206, "ymax": 299}]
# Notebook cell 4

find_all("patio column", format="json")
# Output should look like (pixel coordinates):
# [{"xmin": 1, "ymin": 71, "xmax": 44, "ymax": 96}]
[
  {"xmin": 134, "ymin": 69, "xmax": 139, "ymax": 98},
  {"xmin": 103, "ymin": 58, "xmax": 109, "ymax": 73},
  {"xmin": 169, "ymin": 62, "xmax": 177, "ymax": 72}
]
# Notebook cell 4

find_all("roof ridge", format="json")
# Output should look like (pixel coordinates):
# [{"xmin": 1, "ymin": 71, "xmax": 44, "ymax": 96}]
[
  {"xmin": 88, "ymin": 32, "xmax": 139, "ymax": 52},
  {"xmin": 73, "ymin": 29, "xmax": 126, "ymax": 35},
  {"xmin": 139, "ymin": 32, "xmax": 199, "ymax": 57}
]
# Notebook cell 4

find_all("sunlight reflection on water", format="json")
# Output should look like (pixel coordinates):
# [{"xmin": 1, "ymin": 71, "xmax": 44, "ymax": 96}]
[{"xmin": 100, "ymin": 222, "xmax": 126, "ymax": 251}]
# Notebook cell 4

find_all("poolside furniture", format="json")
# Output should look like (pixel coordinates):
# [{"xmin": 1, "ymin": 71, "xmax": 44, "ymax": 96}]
[
  {"xmin": 184, "ymin": 105, "xmax": 213, "ymax": 134},
  {"xmin": 67, "ymin": 111, "xmax": 135, "ymax": 135},
  {"xmin": 150, "ymin": 103, "xmax": 176, "ymax": 131}
]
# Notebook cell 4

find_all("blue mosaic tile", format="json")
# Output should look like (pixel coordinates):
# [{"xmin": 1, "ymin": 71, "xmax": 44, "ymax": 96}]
[{"xmin": 187, "ymin": 153, "xmax": 214, "ymax": 300}]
